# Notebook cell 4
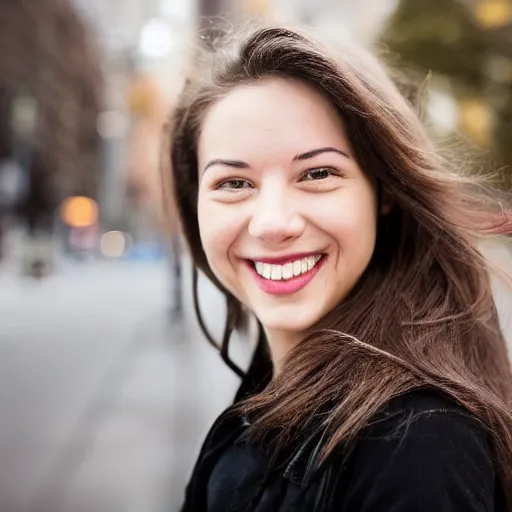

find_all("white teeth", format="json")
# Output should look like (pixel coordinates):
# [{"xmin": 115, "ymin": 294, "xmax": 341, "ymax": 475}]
[
  {"xmin": 253, "ymin": 255, "xmax": 323, "ymax": 281},
  {"xmin": 270, "ymin": 265, "xmax": 282, "ymax": 280},
  {"xmin": 282, "ymin": 263, "xmax": 293, "ymax": 280}
]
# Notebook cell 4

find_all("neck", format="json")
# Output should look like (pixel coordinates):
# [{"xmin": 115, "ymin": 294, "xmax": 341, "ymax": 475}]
[{"xmin": 264, "ymin": 328, "xmax": 302, "ymax": 376}]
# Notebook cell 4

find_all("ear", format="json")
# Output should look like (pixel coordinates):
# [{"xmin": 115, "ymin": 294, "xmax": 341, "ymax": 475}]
[{"xmin": 380, "ymin": 188, "xmax": 394, "ymax": 215}]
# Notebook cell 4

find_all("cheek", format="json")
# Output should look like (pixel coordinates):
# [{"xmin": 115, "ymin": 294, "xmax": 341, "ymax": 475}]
[
  {"xmin": 197, "ymin": 196, "xmax": 242, "ymax": 274},
  {"xmin": 321, "ymin": 191, "xmax": 378, "ymax": 256}
]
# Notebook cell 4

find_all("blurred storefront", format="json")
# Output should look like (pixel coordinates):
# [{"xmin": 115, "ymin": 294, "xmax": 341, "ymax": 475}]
[
  {"xmin": 74, "ymin": 0, "xmax": 196, "ymax": 249},
  {"xmin": 0, "ymin": 0, "xmax": 103, "ymax": 271},
  {"xmin": 0, "ymin": 0, "xmax": 201, "ymax": 265},
  {"xmin": 0, "ymin": 0, "xmax": 103, "ymax": 250}
]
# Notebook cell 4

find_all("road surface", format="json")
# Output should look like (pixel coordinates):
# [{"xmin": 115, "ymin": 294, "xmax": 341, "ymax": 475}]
[{"xmin": 0, "ymin": 259, "xmax": 252, "ymax": 512}]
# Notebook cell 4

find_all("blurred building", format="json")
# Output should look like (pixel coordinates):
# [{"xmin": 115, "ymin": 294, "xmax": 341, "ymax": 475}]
[
  {"xmin": 73, "ymin": 0, "xmax": 196, "ymax": 236},
  {"xmin": 196, "ymin": 0, "xmax": 397, "ymax": 43},
  {"xmin": 0, "ymin": 0, "xmax": 103, "ymax": 237}
]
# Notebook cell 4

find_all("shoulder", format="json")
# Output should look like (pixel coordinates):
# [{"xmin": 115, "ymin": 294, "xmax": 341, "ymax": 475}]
[
  {"xmin": 338, "ymin": 390, "xmax": 501, "ymax": 511},
  {"xmin": 355, "ymin": 389, "xmax": 494, "ymax": 466},
  {"xmin": 363, "ymin": 388, "xmax": 487, "ymax": 439}
]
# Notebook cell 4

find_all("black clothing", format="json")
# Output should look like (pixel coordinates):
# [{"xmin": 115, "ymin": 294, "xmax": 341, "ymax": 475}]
[{"xmin": 181, "ymin": 344, "xmax": 507, "ymax": 511}]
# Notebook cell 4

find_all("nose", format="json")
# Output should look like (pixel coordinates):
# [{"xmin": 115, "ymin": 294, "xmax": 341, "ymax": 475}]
[{"xmin": 248, "ymin": 185, "xmax": 306, "ymax": 244}]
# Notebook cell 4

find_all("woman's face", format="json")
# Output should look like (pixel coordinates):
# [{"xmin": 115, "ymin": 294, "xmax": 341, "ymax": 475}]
[{"xmin": 197, "ymin": 78, "xmax": 379, "ymax": 343}]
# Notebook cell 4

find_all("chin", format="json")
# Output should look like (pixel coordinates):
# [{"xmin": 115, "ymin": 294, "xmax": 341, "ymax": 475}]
[{"xmin": 258, "ymin": 312, "xmax": 319, "ymax": 337}]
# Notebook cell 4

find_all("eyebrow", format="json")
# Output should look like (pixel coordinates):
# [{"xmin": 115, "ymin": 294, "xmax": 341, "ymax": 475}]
[
  {"xmin": 202, "ymin": 147, "xmax": 349, "ymax": 173},
  {"xmin": 293, "ymin": 147, "xmax": 350, "ymax": 161},
  {"xmin": 203, "ymin": 159, "xmax": 249, "ymax": 173}
]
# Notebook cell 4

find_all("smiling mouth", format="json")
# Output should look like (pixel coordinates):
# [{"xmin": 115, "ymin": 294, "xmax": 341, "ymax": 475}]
[{"xmin": 249, "ymin": 254, "xmax": 325, "ymax": 281}]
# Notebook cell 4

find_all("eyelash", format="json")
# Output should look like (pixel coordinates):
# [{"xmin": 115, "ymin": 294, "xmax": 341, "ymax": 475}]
[
  {"xmin": 215, "ymin": 179, "xmax": 252, "ymax": 190},
  {"xmin": 301, "ymin": 167, "xmax": 341, "ymax": 181},
  {"xmin": 214, "ymin": 167, "xmax": 342, "ymax": 190}
]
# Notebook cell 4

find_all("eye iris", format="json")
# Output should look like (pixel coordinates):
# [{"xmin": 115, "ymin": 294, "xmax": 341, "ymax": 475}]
[{"xmin": 311, "ymin": 169, "xmax": 329, "ymax": 179}]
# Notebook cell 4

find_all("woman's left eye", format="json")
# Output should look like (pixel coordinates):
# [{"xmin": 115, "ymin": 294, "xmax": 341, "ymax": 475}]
[
  {"xmin": 300, "ymin": 168, "xmax": 338, "ymax": 181},
  {"xmin": 216, "ymin": 179, "xmax": 253, "ymax": 190}
]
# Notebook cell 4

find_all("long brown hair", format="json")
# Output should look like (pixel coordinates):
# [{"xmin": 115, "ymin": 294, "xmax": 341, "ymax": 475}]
[{"xmin": 164, "ymin": 23, "xmax": 512, "ymax": 499}]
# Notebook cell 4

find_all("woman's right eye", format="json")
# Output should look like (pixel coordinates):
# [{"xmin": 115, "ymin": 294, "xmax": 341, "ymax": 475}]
[{"xmin": 216, "ymin": 179, "xmax": 253, "ymax": 190}]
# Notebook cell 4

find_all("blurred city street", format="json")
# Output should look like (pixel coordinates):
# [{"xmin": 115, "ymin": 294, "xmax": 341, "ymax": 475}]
[
  {"xmin": 2, "ymin": 0, "xmax": 512, "ymax": 511},
  {"xmin": 0, "ymin": 256, "xmax": 249, "ymax": 512}
]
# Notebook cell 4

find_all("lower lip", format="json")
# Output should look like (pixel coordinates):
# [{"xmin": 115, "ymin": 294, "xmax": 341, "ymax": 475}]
[{"xmin": 247, "ymin": 256, "xmax": 326, "ymax": 296}]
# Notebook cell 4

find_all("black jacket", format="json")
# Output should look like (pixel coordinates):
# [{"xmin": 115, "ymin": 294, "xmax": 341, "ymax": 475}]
[{"xmin": 181, "ymin": 343, "xmax": 507, "ymax": 511}]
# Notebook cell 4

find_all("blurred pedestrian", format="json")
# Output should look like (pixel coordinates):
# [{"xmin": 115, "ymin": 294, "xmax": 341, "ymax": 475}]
[
  {"xmin": 161, "ymin": 118, "xmax": 183, "ymax": 320},
  {"xmin": 165, "ymin": 24, "xmax": 512, "ymax": 511},
  {"xmin": 168, "ymin": 228, "xmax": 183, "ymax": 318}
]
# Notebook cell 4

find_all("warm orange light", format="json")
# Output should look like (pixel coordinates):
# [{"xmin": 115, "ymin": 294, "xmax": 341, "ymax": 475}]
[
  {"xmin": 458, "ymin": 98, "xmax": 494, "ymax": 146},
  {"xmin": 475, "ymin": 0, "xmax": 512, "ymax": 28},
  {"xmin": 244, "ymin": 0, "xmax": 269, "ymax": 16},
  {"xmin": 127, "ymin": 75, "xmax": 160, "ymax": 119},
  {"xmin": 60, "ymin": 196, "xmax": 99, "ymax": 228}
]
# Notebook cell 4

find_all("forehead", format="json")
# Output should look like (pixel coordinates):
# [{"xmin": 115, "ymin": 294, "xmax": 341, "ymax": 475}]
[{"xmin": 198, "ymin": 78, "xmax": 349, "ymax": 163}]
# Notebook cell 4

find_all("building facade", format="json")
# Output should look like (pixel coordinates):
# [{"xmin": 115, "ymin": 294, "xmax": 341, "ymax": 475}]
[{"xmin": 0, "ymin": 0, "xmax": 103, "ymax": 234}]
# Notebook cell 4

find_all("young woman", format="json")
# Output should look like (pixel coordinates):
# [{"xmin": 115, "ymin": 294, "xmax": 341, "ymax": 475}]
[{"xmin": 164, "ymin": 24, "xmax": 512, "ymax": 511}]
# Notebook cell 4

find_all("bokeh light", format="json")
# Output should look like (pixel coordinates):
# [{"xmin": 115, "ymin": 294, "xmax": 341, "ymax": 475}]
[
  {"xmin": 59, "ymin": 196, "xmax": 99, "ymax": 228},
  {"xmin": 100, "ymin": 230, "xmax": 133, "ymax": 258}
]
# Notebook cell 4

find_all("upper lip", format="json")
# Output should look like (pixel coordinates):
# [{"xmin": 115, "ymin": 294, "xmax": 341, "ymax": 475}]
[{"xmin": 246, "ymin": 252, "xmax": 324, "ymax": 265}]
